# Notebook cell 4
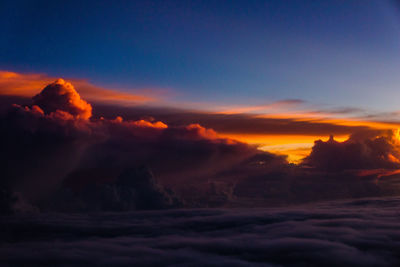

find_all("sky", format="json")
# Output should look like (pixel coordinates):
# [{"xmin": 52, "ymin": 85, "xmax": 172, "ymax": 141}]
[
  {"xmin": 5, "ymin": 2, "xmax": 400, "ymax": 264},
  {"xmin": 1, "ymin": 0, "xmax": 400, "ymax": 111},
  {"xmin": 2, "ymin": 0, "xmax": 400, "ymax": 163}
]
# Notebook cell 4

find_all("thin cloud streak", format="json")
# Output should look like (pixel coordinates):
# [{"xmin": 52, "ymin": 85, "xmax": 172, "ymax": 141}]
[
  {"xmin": 215, "ymin": 99, "xmax": 306, "ymax": 115},
  {"xmin": 0, "ymin": 71, "xmax": 157, "ymax": 105}
]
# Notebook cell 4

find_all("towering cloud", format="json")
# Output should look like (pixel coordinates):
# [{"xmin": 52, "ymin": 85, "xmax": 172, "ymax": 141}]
[
  {"xmin": 303, "ymin": 132, "xmax": 400, "ymax": 171},
  {"xmin": 32, "ymin": 78, "xmax": 92, "ymax": 119}
]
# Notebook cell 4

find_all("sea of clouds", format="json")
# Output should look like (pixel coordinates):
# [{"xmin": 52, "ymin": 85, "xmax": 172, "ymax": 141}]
[{"xmin": 2, "ymin": 197, "xmax": 400, "ymax": 266}]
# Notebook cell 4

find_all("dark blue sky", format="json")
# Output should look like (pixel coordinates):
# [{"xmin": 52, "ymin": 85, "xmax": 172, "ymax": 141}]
[{"xmin": 1, "ymin": 0, "xmax": 400, "ymax": 110}]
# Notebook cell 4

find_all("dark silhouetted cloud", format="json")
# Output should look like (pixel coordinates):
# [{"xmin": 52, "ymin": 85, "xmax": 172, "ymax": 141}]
[
  {"xmin": 0, "ymin": 79, "xmax": 263, "ymax": 213},
  {"xmin": 303, "ymin": 131, "xmax": 400, "ymax": 171}
]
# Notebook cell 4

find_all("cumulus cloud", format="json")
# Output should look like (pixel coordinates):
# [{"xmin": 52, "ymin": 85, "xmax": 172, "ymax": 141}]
[
  {"xmin": 32, "ymin": 78, "xmax": 92, "ymax": 119},
  {"xmin": 303, "ymin": 132, "xmax": 400, "ymax": 171}
]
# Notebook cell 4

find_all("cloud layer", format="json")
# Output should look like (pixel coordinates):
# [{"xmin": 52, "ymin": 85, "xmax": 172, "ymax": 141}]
[{"xmin": 2, "ymin": 197, "xmax": 400, "ymax": 266}]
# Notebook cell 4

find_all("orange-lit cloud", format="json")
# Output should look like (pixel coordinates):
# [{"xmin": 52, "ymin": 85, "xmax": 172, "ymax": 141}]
[
  {"xmin": 0, "ymin": 70, "xmax": 155, "ymax": 105},
  {"xmin": 112, "ymin": 116, "xmax": 168, "ymax": 129},
  {"xmin": 186, "ymin": 124, "xmax": 218, "ymax": 140},
  {"xmin": 33, "ymin": 78, "xmax": 92, "ymax": 119}
]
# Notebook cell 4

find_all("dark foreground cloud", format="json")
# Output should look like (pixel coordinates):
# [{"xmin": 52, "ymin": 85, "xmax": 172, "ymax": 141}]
[
  {"xmin": 2, "ymin": 197, "xmax": 400, "ymax": 266},
  {"xmin": 228, "ymin": 131, "xmax": 400, "ymax": 205},
  {"xmin": 303, "ymin": 132, "xmax": 400, "ymax": 171},
  {"xmin": 0, "ymin": 79, "xmax": 263, "ymax": 213}
]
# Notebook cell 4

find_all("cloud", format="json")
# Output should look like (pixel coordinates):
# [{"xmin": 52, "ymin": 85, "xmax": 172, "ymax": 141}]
[
  {"xmin": 0, "ymin": 79, "xmax": 262, "ymax": 212},
  {"xmin": 227, "ymin": 131, "xmax": 400, "ymax": 204},
  {"xmin": 33, "ymin": 78, "xmax": 92, "ymax": 119},
  {"xmin": 303, "ymin": 131, "xmax": 400, "ymax": 171},
  {"xmin": 91, "ymin": 104, "xmax": 383, "ymax": 162},
  {"xmin": 2, "ymin": 197, "xmax": 400, "ymax": 266},
  {"xmin": 49, "ymin": 166, "xmax": 182, "ymax": 212},
  {"xmin": 3, "ymin": 79, "xmax": 400, "ymax": 213},
  {"xmin": 92, "ymin": 104, "xmax": 384, "ymax": 137}
]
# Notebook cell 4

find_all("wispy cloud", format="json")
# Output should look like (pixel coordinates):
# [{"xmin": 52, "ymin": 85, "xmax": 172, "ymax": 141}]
[{"xmin": 215, "ymin": 99, "xmax": 306, "ymax": 114}]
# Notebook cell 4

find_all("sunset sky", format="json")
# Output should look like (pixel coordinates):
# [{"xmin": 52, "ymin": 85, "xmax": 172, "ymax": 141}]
[
  {"xmin": 1, "ymin": 0, "xmax": 400, "ymax": 162},
  {"xmin": 1, "ymin": 0, "xmax": 400, "ymax": 107},
  {"xmin": 5, "ymin": 1, "xmax": 400, "ymax": 265}
]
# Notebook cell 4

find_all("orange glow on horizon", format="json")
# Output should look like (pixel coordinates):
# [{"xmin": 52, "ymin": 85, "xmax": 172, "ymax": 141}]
[
  {"xmin": 254, "ymin": 113, "xmax": 400, "ymax": 131},
  {"xmin": 218, "ymin": 133, "xmax": 349, "ymax": 163}
]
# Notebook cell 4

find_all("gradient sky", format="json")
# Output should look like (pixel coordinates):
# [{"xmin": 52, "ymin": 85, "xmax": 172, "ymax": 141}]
[
  {"xmin": 2, "ymin": 0, "xmax": 400, "ymax": 111},
  {"xmin": 6, "ymin": 1, "xmax": 400, "ymax": 225}
]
